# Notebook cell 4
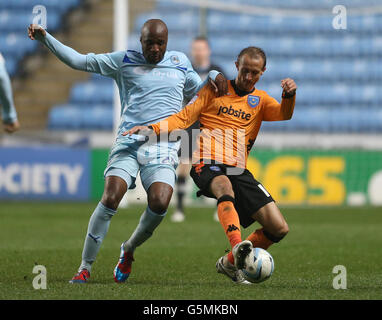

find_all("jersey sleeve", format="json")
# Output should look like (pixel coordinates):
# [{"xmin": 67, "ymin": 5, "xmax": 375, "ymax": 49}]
[
  {"xmin": 0, "ymin": 57, "xmax": 17, "ymax": 123},
  {"xmin": 262, "ymin": 92, "xmax": 296, "ymax": 121},
  {"xmin": 183, "ymin": 58, "xmax": 203, "ymax": 101},
  {"xmin": 86, "ymin": 51, "xmax": 125, "ymax": 78},
  {"xmin": 151, "ymin": 85, "xmax": 214, "ymax": 134},
  {"xmin": 40, "ymin": 32, "xmax": 88, "ymax": 71},
  {"xmin": 40, "ymin": 32, "xmax": 123, "ymax": 78}
]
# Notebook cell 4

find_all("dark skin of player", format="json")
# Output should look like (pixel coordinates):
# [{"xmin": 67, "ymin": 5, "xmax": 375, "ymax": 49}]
[{"xmin": 28, "ymin": 19, "xmax": 228, "ymax": 212}]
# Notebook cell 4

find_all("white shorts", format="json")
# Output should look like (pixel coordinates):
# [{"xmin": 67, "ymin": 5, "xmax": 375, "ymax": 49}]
[{"xmin": 104, "ymin": 135, "xmax": 179, "ymax": 190}]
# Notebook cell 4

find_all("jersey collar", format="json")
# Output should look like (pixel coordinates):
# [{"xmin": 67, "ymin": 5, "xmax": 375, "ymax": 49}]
[{"xmin": 230, "ymin": 79, "xmax": 256, "ymax": 97}]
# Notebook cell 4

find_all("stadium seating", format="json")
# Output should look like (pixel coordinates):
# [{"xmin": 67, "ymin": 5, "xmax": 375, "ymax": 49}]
[
  {"xmin": 0, "ymin": 0, "xmax": 81, "ymax": 76},
  {"xmin": 48, "ymin": 103, "xmax": 113, "ymax": 130},
  {"xmin": 69, "ymin": 81, "xmax": 114, "ymax": 105},
  {"xmin": 207, "ymin": 12, "xmax": 382, "ymax": 34},
  {"xmin": 44, "ymin": 0, "xmax": 381, "ymax": 133}
]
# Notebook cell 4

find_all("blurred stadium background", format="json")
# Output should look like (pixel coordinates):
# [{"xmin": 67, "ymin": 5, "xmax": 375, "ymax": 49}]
[{"xmin": 0, "ymin": 0, "xmax": 381, "ymax": 208}]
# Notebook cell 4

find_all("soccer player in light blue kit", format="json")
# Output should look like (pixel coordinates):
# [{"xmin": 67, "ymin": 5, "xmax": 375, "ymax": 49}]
[
  {"xmin": 28, "ymin": 19, "xmax": 227, "ymax": 283},
  {"xmin": 0, "ymin": 52, "xmax": 19, "ymax": 133}
]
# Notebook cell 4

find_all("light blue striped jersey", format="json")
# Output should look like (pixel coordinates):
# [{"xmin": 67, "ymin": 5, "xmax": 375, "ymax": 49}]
[{"xmin": 86, "ymin": 49, "xmax": 206, "ymax": 136}]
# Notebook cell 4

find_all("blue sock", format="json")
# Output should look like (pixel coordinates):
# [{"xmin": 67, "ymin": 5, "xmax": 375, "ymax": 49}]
[
  {"xmin": 124, "ymin": 206, "xmax": 166, "ymax": 253},
  {"xmin": 79, "ymin": 202, "xmax": 116, "ymax": 272}
]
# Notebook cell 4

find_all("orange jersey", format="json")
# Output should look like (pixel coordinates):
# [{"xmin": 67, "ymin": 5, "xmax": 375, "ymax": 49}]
[{"xmin": 151, "ymin": 80, "xmax": 296, "ymax": 168}]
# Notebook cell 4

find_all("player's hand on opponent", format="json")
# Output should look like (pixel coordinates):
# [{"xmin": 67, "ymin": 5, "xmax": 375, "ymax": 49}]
[
  {"xmin": 281, "ymin": 78, "xmax": 297, "ymax": 96},
  {"xmin": 122, "ymin": 125, "xmax": 153, "ymax": 136},
  {"xmin": 27, "ymin": 24, "xmax": 46, "ymax": 40},
  {"xmin": 3, "ymin": 120, "xmax": 20, "ymax": 133},
  {"xmin": 209, "ymin": 73, "xmax": 228, "ymax": 97}
]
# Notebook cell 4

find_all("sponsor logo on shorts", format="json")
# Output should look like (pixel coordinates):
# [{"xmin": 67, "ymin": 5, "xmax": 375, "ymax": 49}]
[
  {"xmin": 161, "ymin": 157, "xmax": 175, "ymax": 165},
  {"xmin": 209, "ymin": 166, "xmax": 221, "ymax": 172}
]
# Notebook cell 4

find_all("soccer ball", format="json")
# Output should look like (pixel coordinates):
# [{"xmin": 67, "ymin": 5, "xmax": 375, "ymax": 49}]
[{"xmin": 241, "ymin": 247, "xmax": 274, "ymax": 283}]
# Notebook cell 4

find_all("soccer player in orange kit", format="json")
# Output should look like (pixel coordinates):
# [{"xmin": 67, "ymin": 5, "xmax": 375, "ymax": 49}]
[{"xmin": 126, "ymin": 47, "xmax": 297, "ymax": 284}]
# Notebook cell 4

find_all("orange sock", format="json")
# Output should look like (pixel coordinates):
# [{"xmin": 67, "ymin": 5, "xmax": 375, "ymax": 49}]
[
  {"xmin": 227, "ymin": 251, "xmax": 235, "ymax": 265},
  {"xmin": 246, "ymin": 228, "xmax": 274, "ymax": 250},
  {"xmin": 227, "ymin": 228, "xmax": 274, "ymax": 265},
  {"xmin": 217, "ymin": 200, "xmax": 242, "ymax": 251}
]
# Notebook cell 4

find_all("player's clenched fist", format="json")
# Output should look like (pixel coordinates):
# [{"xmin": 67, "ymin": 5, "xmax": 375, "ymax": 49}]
[
  {"xmin": 27, "ymin": 24, "xmax": 46, "ymax": 40},
  {"xmin": 281, "ymin": 78, "xmax": 297, "ymax": 95}
]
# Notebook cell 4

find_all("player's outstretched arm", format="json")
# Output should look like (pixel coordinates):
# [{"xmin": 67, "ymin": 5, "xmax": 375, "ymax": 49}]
[
  {"xmin": 209, "ymin": 73, "xmax": 228, "ymax": 97},
  {"xmin": 124, "ymin": 126, "xmax": 153, "ymax": 136},
  {"xmin": 185, "ymin": 66, "xmax": 228, "ymax": 101},
  {"xmin": 0, "ymin": 57, "xmax": 19, "ymax": 133},
  {"xmin": 263, "ymin": 78, "xmax": 297, "ymax": 121},
  {"xmin": 28, "ymin": 24, "xmax": 87, "ymax": 71},
  {"xmin": 280, "ymin": 78, "xmax": 297, "ymax": 120},
  {"xmin": 125, "ymin": 85, "xmax": 212, "ymax": 137}
]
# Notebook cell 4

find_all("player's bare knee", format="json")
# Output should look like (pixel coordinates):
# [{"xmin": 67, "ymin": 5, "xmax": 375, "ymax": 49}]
[
  {"xmin": 148, "ymin": 196, "xmax": 170, "ymax": 214},
  {"xmin": 147, "ymin": 186, "xmax": 172, "ymax": 214},
  {"xmin": 270, "ymin": 222, "xmax": 289, "ymax": 241},
  {"xmin": 210, "ymin": 175, "xmax": 234, "ymax": 198},
  {"xmin": 277, "ymin": 222, "xmax": 289, "ymax": 238},
  {"xmin": 263, "ymin": 222, "xmax": 289, "ymax": 243},
  {"xmin": 101, "ymin": 192, "xmax": 121, "ymax": 211},
  {"xmin": 101, "ymin": 176, "xmax": 127, "ymax": 210}
]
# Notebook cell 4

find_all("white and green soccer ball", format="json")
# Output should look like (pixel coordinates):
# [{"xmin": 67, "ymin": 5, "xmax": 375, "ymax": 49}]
[{"xmin": 241, "ymin": 247, "xmax": 274, "ymax": 283}]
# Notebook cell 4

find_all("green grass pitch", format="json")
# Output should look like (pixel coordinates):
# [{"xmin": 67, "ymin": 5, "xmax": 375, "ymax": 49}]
[{"xmin": 0, "ymin": 202, "xmax": 381, "ymax": 300}]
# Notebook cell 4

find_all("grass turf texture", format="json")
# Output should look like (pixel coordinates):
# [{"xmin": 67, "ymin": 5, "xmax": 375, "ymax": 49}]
[{"xmin": 0, "ymin": 202, "xmax": 381, "ymax": 300}]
